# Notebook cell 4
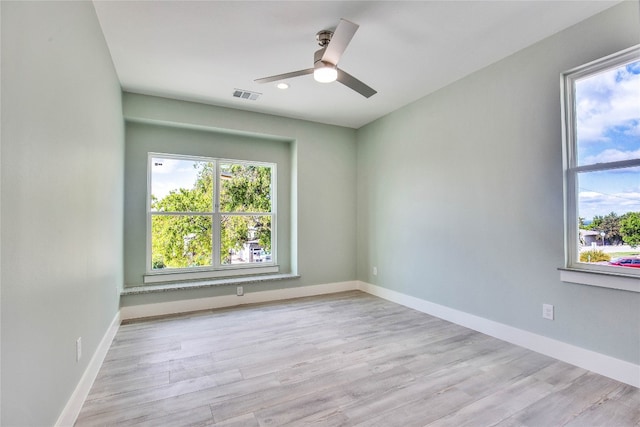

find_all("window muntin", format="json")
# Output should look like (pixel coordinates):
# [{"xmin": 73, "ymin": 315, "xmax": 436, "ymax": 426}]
[
  {"xmin": 148, "ymin": 153, "xmax": 275, "ymax": 273},
  {"xmin": 562, "ymin": 45, "xmax": 640, "ymax": 277}
]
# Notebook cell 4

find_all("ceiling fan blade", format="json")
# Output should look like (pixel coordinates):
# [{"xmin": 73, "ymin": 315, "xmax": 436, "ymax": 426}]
[
  {"xmin": 321, "ymin": 18, "xmax": 359, "ymax": 65},
  {"xmin": 255, "ymin": 68, "xmax": 314, "ymax": 84},
  {"xmin": 337, "ymin": 68, "xmax": 377, "ymax": 98}
]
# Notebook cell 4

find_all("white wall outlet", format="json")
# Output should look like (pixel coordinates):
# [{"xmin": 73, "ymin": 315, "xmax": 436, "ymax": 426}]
[
  {"xmin": 542, "ymin": 304, "xmax": 554, "ymax": 320},
  {"xmin": 76, "ymin": 337, "xmax": 82, "ymax": 362},
  {"xmin": 373, "ymin": 266, "xmax": 378, "ymax": 276},
  {"xmin": 237, "ymin": 286, "xmax": 244, "ymax": 296}
]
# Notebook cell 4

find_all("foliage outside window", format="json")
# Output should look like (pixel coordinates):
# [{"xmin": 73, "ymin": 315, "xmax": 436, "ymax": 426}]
[
  {"xmin": 148, "ymin": 154, "xmax": 275, "ymax": 273},
  {"xmin": 562, "ymin": 45, "xmax": 640, "ymax": 277}
]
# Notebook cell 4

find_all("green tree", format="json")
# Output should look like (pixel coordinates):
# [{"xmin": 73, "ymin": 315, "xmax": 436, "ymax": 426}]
[
  {"xmin": 620, "ymin": 212, "xmax": 640, "ymax": 248},
  {"xmin": 585, "ymin": 215, "xmax": 603, "ymax": 230},
  {"xmin": 220, "ymin": 164, "xmax": 272, "ymax": 212},
  {"xmin": 600, "ymin": 212, "xmax": 622, "ymax": 245}
]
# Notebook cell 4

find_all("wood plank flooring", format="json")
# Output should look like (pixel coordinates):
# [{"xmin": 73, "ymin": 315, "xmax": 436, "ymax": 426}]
[{"xmin": 76, "ymin": 291, "xmax": 640, "ymax": 426}]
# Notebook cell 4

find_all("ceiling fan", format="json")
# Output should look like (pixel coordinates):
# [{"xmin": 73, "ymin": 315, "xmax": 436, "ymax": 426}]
[{"xmin": 255, "ymin": 18, "xmax": 377, "ymax": 98}]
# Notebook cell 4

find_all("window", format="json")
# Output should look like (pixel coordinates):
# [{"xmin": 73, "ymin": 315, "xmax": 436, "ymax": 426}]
[
  {"xmin": 147, "ymin": 153, "xmax": 276, "ymax": 280},
  {"xmin": 562, "ymin": 45, "xmax": 640, "ymax": 280}
]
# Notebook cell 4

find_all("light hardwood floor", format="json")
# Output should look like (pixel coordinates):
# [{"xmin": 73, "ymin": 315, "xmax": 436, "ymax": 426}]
[{"xmin": 76, "ymin": 291, "xmax": 639, "ymax": 426}]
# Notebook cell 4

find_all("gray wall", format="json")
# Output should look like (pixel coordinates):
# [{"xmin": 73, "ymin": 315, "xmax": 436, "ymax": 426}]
[
  {"xmin": 121, "ymin": 94, "xmax": 357, "ymax": 306},
  {"xmin": 1, "ymin": 2, "xmax": 124, "ymax": 425},
  {"xmin": 357, "ymin": 1, "xmax": 640, "ymax": 364}
]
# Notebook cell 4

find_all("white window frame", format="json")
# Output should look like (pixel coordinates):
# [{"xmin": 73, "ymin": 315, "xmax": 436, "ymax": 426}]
[
  {"xmin": 560, "ymin": 45, "xmax": 640, "ymax": 292},
  {"xmin": 144, "ymin": 153, "xmax": 278, "ymax": 283}
]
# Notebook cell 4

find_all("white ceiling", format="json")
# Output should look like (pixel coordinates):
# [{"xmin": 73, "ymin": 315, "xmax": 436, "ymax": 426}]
[{"xmin": 93, "ymin": 1, "xmax": 620, "ymax": 129}]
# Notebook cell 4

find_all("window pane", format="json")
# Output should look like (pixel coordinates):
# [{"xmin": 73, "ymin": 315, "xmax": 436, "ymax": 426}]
[
  {"xmin": 577, "ymin": 168, "xmax": 640, "ymax": 265},
  {"xmin": 151, "ymin": 157, "xmax": 214, "ymax": 212},
  {"xmin": 575, "ymin": 60, "xmax": 640, "ymax": 166},
  {"xmin": 151, "ymin": 214, "xmax": 213, "ymax": 269},
  {"xmin": 578, "ymin": 168, "xmax": 640, "ymax": 222},
  {"xmin": 219, "ymin": 163, "xmax": 272, "ymax": 213},
  {"xmin": 221, "ymin": 215, "xmax": 272, "ymax": 265}
]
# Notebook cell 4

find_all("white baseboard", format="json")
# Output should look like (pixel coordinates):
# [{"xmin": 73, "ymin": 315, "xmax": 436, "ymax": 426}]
[
  {"xmin": 120, "ymin": 281, "xmax": 359, "ymax": 320},
  {"xmin": 357, "ymin": 281, "xmax": 639, "ymax": 388},
  {"xmin": 55, "ymin": 311, "xmax": 121, "ymax": 427}
]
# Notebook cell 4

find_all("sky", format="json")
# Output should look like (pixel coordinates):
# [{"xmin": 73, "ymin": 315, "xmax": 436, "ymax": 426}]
[{"xmin": 575, "ymin": 59, "xmax": 640, "ymax": 220}]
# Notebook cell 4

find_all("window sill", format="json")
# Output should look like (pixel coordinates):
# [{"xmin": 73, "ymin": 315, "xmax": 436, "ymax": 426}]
[
  {"xmin": 143, "ymin": 265, "xmax": 279, "ymax": 284},
  {"xmin": 559, "ymin": 268, "xmax": 639, "ymax": 293},
  {"xmin": 122, "ymin": 273, "xmax": 300, "ymax": 295}
]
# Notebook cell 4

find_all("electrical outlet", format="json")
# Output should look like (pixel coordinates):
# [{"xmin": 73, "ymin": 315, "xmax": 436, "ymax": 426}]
[
  {"xmin": 237, "ymin": 286, "xmax": 244, "ymax": 296},
  {"xmin": 542, "ymin": 304, "xmax": 554, "ymax": 320},
  {"xmin": 373, "ymin": 266, "xmax": 378, "ymax": 276},
  {"xmin": 76, "ymin": 337, "xmax": 82, "ymax": 362}
]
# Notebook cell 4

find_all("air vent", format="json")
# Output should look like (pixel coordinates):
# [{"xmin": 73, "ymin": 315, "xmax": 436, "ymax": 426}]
[{"xmin": 233, "ymin": 89, "xmax": 261, "ymax": 101}]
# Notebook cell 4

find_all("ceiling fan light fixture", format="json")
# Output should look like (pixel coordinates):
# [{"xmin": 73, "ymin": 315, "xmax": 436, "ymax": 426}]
[{"xmin": 313, "ymin": 64, "xmax": 337, "ymax": 83}]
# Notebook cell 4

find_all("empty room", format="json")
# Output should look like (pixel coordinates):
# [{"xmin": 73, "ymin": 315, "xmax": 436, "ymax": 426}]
[{"xmin": 1, "ymin": 1, "xmax": 639, "ymax": 426}]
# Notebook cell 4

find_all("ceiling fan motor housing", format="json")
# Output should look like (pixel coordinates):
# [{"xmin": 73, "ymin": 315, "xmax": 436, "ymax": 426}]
[{"xmin": 316, "ymin": 30, "xmax": 333, "ymax": 47}]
